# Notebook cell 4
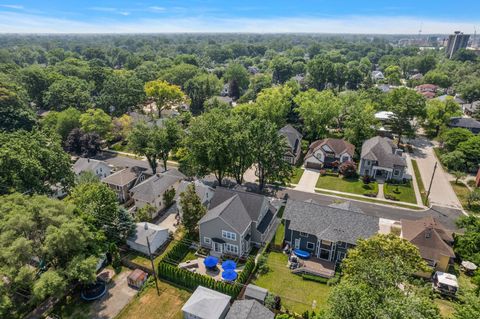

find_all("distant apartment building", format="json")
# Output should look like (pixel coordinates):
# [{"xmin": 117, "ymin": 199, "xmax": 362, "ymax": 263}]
[{"xmin": 445, "ymin": 31, "xmax": 470, "ymax": 59}]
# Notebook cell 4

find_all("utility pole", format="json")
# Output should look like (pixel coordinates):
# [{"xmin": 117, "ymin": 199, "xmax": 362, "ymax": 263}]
[
  {"xmin": 147, "ymin": 236, "xmax": 160, "ymax": 296},
  {"xmin": 426, "ymin": 162, "xmax": 438, "ymax": 204}
]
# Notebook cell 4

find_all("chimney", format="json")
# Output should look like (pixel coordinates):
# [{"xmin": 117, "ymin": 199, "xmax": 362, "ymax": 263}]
[
  {"xmin": 144, "ymin": 222, "xmax": 148, "ymax": 230},
  {"xmin": 425, "ymin": 226, "xmax": 432, "ymax": 239},
  {"xmin": 87, "ymin": 158, "xmax": 90, "ymax": 162},
  {"xmin": 395, "ymin": 149, "xmax": 403, "ymax": 156}
]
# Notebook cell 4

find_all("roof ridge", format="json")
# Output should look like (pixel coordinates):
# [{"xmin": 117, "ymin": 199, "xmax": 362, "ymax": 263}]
[{"xmin": 294, "ymin": 199, "xmax": 366, "ymax": 216}]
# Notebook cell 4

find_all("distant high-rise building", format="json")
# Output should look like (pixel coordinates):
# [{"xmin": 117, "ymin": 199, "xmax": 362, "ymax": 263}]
[{"xmin": 445, "ymin": 31, "xmax": 470, "ymax": 58}]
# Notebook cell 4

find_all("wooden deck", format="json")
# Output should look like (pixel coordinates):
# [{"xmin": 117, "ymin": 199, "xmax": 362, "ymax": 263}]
[{"xmin": 292, "ymin": 257, "xmax": 336, "ymax": 278}]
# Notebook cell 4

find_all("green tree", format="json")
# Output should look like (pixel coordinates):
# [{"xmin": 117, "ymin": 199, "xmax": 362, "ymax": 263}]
[
  {"xmin": 440, "ymin": 150, "xmax": 466, "ymax": 171},
  {"xmin": 0, "ymin": 130, "xmax": 74, "ymax": 195},
  {"xmin": 387, "ymin": 87, "xmax": 426, "ymax": 146},
  {"xmin": 343, "ymin": 98, "xmax": 377, "ymax": 150},
  {"xmin": 43, "ymin": 76, "xmax": 92, "ymax": 111},
  {"xmin": 424, "ymin": 98, "xmax": 462, "ymax": 136},
  {"xmin": 306, "ymin": 56, "xmax": 335, "ymax": 90},
  {"xmin": 250, "ymin": 119, "xmax": 292, "ymax": 190},
  {"xmin": 66, "ymin": 255, "xmax": 98, "ymax": 285},
  {"xmin": 42, "ymin": 107, "xmax": 82, "ymax": 141},
  {"xmin": 160, "ymin": 63, "xmax": 201, "ymax": 88},
  {"xmin": 163, "ymin": 188, "xmax": 176, "ymax": 208},
  {"xmin": 455, "ymin": 215, "xmax": 480, "ymax": 265},
  {"xmin": 270, "ymin": 55, "xmax": 294, "ymax": 84},
  {"xmin": 97, "ymin": 71, "xmax": 145, "ymax": 116},
  {"xmin": 20, "ymin": 64, "xmax": 51, "ymax": 108},
  {"xmin": 255, "ymin": 85, "xmax": 293, "ymax": 127},
  {"xmin": 294, "ymin": 89, "xmax": 340, "ymax": 141},
  {"xmin": 136, "ymin": 204, "xmax": 156, "ymax": 222},
  {"xmin": 228, "ymin": 115, "xmax": 254, "ymax": 184},
  {"xmin": 33, "ymin": 270, "xmax": 67, "ymax": 300},
  {"xmin": 180, "ymin": 183, "xmax": 207, "ymax": 234},
  {"xmin": 79, "ymin": 108, "xmax": 113, "ymax": 139},
  {"xmin": 224, "ymin": 63, "xmax": 249, "ymax": 99},
  {"xmin": 457, "ymin": 135, "xmax": 480, "ymax": 171},
  {"xmin": 459, "ymin": 79, "xmax": 480, "ymax": 103},
  {"xmin": 184, "ymin": 73, "xmax": 222, "ymax": 113},
  {"xmin": 144, "ymin": 79, "xmax": 187, "ymax": 118},
  {"xmin": 452, "ymin": 170, "xmax": 467, "ymax": 184},
  {"xmin": 441, "ymin": 128, "xmax": 473, "ymax": 152},
  {"xmin": 385, "ymin": 65, "xmax": 402, "ymax": 85},
  {"xmin": 423, "ymin": 71, "xmax": 453, "ymax": 88},
  {"xmin": 454, "ymin": 292, "xmax": 480, "ymax": 318}
]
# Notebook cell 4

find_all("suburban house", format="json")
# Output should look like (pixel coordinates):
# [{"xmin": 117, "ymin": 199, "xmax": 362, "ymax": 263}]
[
  {"xmin": 448, "ymin": 117, "xmax": 480, "ymax": 134},
  {"xmin": 401, "ymin": 216, "xmax": 455, "ymax": 273},
  {"xmin": 416, "ymin": 84, "xmax": 438, "ymax": 99},
  {"xmin": 463, "ymin": 100, "xmax": 480, "ymax": 116},
  {"xmin": 283, "ymin": 199, "xmax": 379, "ymax": 276},
  {"xmin": 436, "ymin": 94, "xmax": 466, "ymax": 105},
  {"xmin": 358, "ymin": 136, "xmax": 408, "ymax": 181},
  {"xmin": 371, "ymin": 70, "xmax": 385, "ymax": 81},
  {"xmin": 73, "ymin": 157, "xmax": 113, "ymax": 179},
  {"xmin": 127, "ymin": 222, "xmax": 169, "ymax": 255},
  {"xmin": 278, "ymin": 124, "xmax": 303, "ymax": 165},
  {"xmin": 130, "ymin": 169, "xmax": 185, "ymax": 217},
  {"xmin": 175, "ymin": 180, "xmax": 215, "ymax": 218},
  {"xmin": 225, "ymin": 300, "xmax": 274, "ymax": 319},
  {"xmin": 304, "ymin": 138, "xmax": 355, "ymax": 169},
  {"xmin": 182, "ymin": 286, "xmax": 231, "ymax": 319},
  {"xmin": 198, "ymin": 188, "xmax": 279, "ymax": 257},
  {"xmin": 102, "ymin": 166, "xmax": 150, "ymax": 203}
]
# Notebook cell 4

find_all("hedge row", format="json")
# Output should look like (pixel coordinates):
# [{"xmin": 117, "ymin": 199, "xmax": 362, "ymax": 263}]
[
  {"xmin": 161, "ymin": 240, "xmax": 190, "ymax": 264},
  {"xmin": 158, "ymin": 255, "xmax": 256, "ymax": 298}
]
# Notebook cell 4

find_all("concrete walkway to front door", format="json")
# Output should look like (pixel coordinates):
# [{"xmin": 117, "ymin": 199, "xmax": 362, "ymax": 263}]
[
  {"xmin": 294, "ymin": 168, "xmax": 320, "ymax": 193},
  {"xmin": 377, "ymin": 182, "xmax": 385, "ymax": 200}
]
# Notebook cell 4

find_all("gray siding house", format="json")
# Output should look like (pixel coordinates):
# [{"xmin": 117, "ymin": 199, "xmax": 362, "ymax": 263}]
[
  {"xmin": 283, "ymin": 199, "xmax": 379, "ymax": 264},
  {"xmin": 198, "ymin": 188, "xmax": 278, "ymax": 257},
  {"xmin": 358, "ymin": 136, "xmax": 408, "ymax": 181},
  {"xmin": 279, "ymin": 124, "xmax": 303, "ymax": 165}
]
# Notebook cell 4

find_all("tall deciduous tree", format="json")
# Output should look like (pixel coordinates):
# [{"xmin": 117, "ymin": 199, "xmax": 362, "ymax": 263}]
[
  {"xmin": 0, "ymin": 130, "xmax": 74, "ymax": 195},
  {"xmin": 306, "ymin": 56, "xmax": 335, "ymax": 90},
  {"xmin": 43, "ymin": 76, "xmax": 92, "ymax": 111},
  {"xmin": 255, "ymin": 85, "xmax": 293, "ymax": 127},
  {"xmin": 79, "ymin": 108, "xmax": 113, "ymax": 139},
  {"xmin": 144, "ymin": 79, "xmax": 186, "ymax": 118},
  {"xmin": 342, "ymin": 95, "xmax": 377, "ymax": 150},
  {"xmin": 184, "ymin": 73, "xmax": 222, "ymax": 113},
  {"xmin": 180, "ymin": 183, "xmax": 206, "ymax": 235},
  {"xmin": 294, "ymin": 89, "xmax": 340, "ymax": 141},
  {"xmin": 42, "ymin": 107, "xmax": 82, "ymax": 141},
  {"xmin": 424, "ymin": 98, "xmax": 462, "ymax": 136},
  {"xmin": 228, "ymin": 115, "xmax": 254, "ymax": 184},
  {"xmin": 270, "ymin": 55, "xmax": 294, "ymax": 84},
  {"xmin": 224, "ymin": 63, "xmax": 249, "ymax": 99},
  {"xmin": 387, "ymin": 87, "xmax": 426, "ymax": 146}
]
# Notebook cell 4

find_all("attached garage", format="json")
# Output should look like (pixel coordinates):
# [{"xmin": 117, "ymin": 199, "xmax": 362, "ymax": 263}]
[{"xmin": 305, "ymin": 161, "xmax": 323, "ymax": 170}]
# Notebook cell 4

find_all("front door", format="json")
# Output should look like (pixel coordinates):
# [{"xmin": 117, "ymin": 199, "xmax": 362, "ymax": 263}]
[
  {"xmin": 294, "ymin": 238, "xmax": 301, "ymax": 249},
  {"xmin": 213, "ymin": 242, "xmax": 223, "ymax": 254}
]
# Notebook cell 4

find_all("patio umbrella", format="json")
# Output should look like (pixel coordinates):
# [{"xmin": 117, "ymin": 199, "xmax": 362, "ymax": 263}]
[
  {"xmin": 222, "ymin": 269, "xmax": 238, "ymax": 281},
  {"xmin": 203, "ymin": 256, "xmax": 219, "ymax": 268},
  {"xmin": 222, "ymin": 260, "xmax": 236, "ymax": 270}
]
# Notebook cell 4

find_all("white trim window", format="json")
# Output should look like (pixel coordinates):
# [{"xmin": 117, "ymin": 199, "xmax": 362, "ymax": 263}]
[
  {"xmin": 204, "ymin": 237, "xmax": 211, "ymax": 245},
  {"xmin": 299, "ymin": 232, "xmax": 309, "ymax": 237},
  {"xmin": 306, "ymin": 242, "xmax": 315, "ymax": 250},
  {"xmin": 222, "ymin": 230, "xmax": 236, "ymax": 241},
  {"xmin": 225, "ymin": 243, "xmax": 239, "ymax": 254}
]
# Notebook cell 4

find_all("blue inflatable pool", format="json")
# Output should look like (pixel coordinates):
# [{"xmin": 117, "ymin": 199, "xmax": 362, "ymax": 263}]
[{"xmin": 294, "ymin": 249, "xmax": 311, "ymax": 259}]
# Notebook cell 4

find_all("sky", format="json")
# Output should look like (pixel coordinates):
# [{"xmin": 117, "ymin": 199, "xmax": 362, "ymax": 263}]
[{"xmin": 0, "ymin": 0, "xmax": 479, "ymax": 34}]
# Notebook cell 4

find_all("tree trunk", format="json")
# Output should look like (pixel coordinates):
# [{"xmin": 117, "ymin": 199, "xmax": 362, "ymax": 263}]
[
  {"xmin": 163, "ymin": 158, "xmax": 168, "ymax": 172},
  {"xmin": 397, "ymin": 131, "xmax": 402, "ymax": 148},
  {"xmin": 147, "ymin": 156, "xmax": 157, "ymax": 174},
  {"xmin": 215, "ymin": 172, "xmax": 223, "ymax": 187}
]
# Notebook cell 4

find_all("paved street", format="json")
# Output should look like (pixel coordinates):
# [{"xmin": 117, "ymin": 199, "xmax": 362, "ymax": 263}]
[{"xmin": 410, "ymin": 136, "xmax": 462, "ymax": 209}]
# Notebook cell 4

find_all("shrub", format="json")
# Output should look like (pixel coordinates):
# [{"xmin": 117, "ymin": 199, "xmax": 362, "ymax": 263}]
[
  {"xmin": 257, "ymin": 254, "xmax": 270, "ymax": 275},
  {"xmin": 319, "ymin": 169, "xmax": 327, "ymax": 176},
  {"xmin": 265, "ymin": 293, "xmax": 281, "ymax": 311},
  {"xmin": 385, "ymin": 194, "xmax": 399, "ymax": 201},
  {"xmin": 163, "ymin": 187, "xmax": 176, "ymax": 208},
  {"xmin": 327, "ymin": 275, "xmax": 340, "ymax": 286},
  {"xmin": 339, "ymin": 161, "xmax": 357, "ymax": 178},
  {"xmin": 364, "ymin": 191, "xmax": 377, "ymax": 197},
  {"xmin": 302, "ymin": 274, "xmax": 328, "ymax": 283},
  {"xmin": 362, "ymin": 175, "xmax": 371, "ymax": 184}
]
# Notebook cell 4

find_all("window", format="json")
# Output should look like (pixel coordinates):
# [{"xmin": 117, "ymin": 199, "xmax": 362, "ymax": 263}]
[
  {"xmin": 394, "ymin": 169, "xmax": 399, "ymax": 176},
  {"xmin": 222, "ymin": 230, "xmax": 236, "ymax": 241},
  {"xmin": 338, "ymin": 241, "xmax": 347, "ymax": 248},
  {"xmin": 341, "ymin": 156, "xmax": 349, "ymax": 162},
  {"xmin": 204, "ymin": 237, "xmax": 211, "ymax": 244},
  {"xmin": 337, "ymin": 251, "xmax": 346, "ymax": 261},
  {"xmin": 299, "ymin": 232, "xmax": 309, "ymax": 237},
  {"xmin": 306, "ymin": 242, "xmax": 315, "ymax": 250},
  {"xmin": 226, "ymin": 243, "xmax": 239, "ymax": 254},
  {"xmin": 366, "ymin": 160, "xmax": 371, "ymax": 166}
]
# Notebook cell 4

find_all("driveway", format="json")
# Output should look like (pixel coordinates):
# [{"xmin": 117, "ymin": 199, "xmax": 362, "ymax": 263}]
[
  {"xmin": 294, "ymin": 168, "xmax": 319, "ymax": 193},
  {"xmin": 155, "ymin": 204, "xmax": 179, "ymax": 233},
  {"xmin": 90, "ymin": 270, "xmax": 137, "ymax": 319},
  {"xmin": 410, "ymin": 136, "xmax": 462, "ymax": 209}
]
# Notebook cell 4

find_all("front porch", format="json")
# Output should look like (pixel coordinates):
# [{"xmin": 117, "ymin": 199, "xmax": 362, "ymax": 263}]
[{"xmin": 291, "ymin": 257, "xmax": 336, "ymax": 278}]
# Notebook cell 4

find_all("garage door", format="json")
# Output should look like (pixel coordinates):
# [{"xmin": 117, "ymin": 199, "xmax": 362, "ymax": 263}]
[{"xmin": 306, "ymin": 162, "xmax": 322, "ymax": 170}]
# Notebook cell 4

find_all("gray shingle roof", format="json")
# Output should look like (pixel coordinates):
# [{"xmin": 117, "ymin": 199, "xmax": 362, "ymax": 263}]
[
  {"xmin": 199, "ymin": 194, "xmax": 252, "ymax": 234},
  {"xmin": 102, "ymin": 166, "xmax": 146, "ymax": 186},
  {"xmin": 448, "ymin": 117, "xmax": 480, "ymax": 130},
  {"xmin": 208, "ymin": 188, "xmax": 266, "ymax": 222},
  {"xmin": 131, "ymin": 170, "xmax": 183, "ymax": 203},
  {"xmin": 244, "ymin": 284, "xmax": 268, "ymax": 301},
  {"xmin": 283, "ymin": 199, "xmax": 379, "ymax": 245},
  {"xmin": 226, "ymin": 300, "xmax": 274, "ymax": 319},
  {"xmin": 73, "ymin": 157, "xmax": 110, "ymax": 175},
  {"xmin": 182, "ymin": 286, "xmax": 231, "ymax": 319},
  {"xmin": 127, "ymin": 222, "xmax": 168, "ymax": 247},
  {"xmin": 279, "ymin": 124, "xmax": 302, "ymax": 154},
  {"xmin": 175, "ymin": 180, "xmax": 214, "ymax": 203},
  {"xmin": 361, "ymin": 136, "xmax": 406, "ymax": 168}
]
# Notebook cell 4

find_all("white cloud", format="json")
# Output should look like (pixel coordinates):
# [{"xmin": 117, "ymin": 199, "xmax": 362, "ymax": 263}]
[
  {"xmin": 0, "ymin": 11, "xmax": 476, "ymax": 34},
  {"xmin": 149, "ymin": 6, "xmax": 166, "ymax": 13},
  {"xmin": 0, "ymin": 4, "xmax": 23, "ymax": 9}
]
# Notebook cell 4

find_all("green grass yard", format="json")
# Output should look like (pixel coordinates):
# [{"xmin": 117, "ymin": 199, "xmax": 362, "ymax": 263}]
[
  {"xmin": 384, "ymin": 182, "xmax": 417, "ymax": 204},
  {"xmin": 411, "ymin": 159, "xmax": 428, "ymax": 206},
  {"xmin": 316, "ymin": 175, "xmax": 378, "ymax": 196},
  {"xmin": 290, "ymin": 167, "xmax": 305, "ymax": 185},
  {"xmin": 273, "ymin": 220, "xmax": 285, "ymax": 247},
  {"xmin": 450, "ymin": 181, "xmax": 480, "ymax": 214},
  {"xmin": 253, "ymin": 252, "xmax": 331, "ymax": 315}
]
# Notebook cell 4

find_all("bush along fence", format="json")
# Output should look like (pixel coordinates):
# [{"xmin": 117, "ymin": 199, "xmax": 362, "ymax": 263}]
[{"xmin": 158, "ymin": 253, "xmax": 256, "ymax": 298}]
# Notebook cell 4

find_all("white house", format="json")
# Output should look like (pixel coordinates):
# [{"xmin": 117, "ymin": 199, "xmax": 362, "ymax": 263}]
[
  {"xmin": 304, "ymin": 138, "xmax": 355, "ymax": 170},
  {"xmin": 127, "ymin": 222, "xmax": 169, "ymax": 255},
  {"xmin": 371, "ymin": 70, "xmax": 385, "ymax": 81},
  {"xmin": 73, "ymin": 157, "xmax": 113, "ymax": 179},
  {"xmin": 182, "ymin": 286, "xmax": 231, "ymax": 319}
]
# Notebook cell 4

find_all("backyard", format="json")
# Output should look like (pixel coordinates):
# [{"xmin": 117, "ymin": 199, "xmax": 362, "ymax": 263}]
[
  {"xmin": 384, "ymin": 182, "xmax": 417, "ymax": 204},
  {"xmin": 253, "ymin": 252, "xmax": 331, "ymax": 315},
  {"xmin": 116, "ymin": 280, "xmax": 192, "ymax": 319},
  {"xmin": 450, "ymin": 181, "xmax": 480, "ymax": 214},
  {"xmin": 316, "ymin": 175, "xmax": 378, "ymax": 196}
]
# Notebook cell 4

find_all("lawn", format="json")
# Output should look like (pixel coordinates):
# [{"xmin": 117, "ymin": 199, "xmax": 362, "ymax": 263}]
[
  {"xmin": 411, "ymin": 159, "xmax": 428, "ymax": 206},
  {"xmin": 181, "ymin": 250, "xmax": 198, "ymax": 263},
  {"xmin": 316, "ymin": 175, "xmax": 378, "ymax": 196},
  {"xmin": 116, "ymin": 280, "xmax": 192, "ymax": 319},
  {"xmin": 290, "ymin": 167, "xmax": 305, "ymax": 185},
  {"xmin": 450, "ymin": 181, "xmax": 480, "ymax": 214},
  {"xmin": 273, "ymin": 220, "xmax": 285, "ymax": 247},
  {"xmin": 253, "ymin": 252, "xmax": 331, "ymax": 315},
  {"xmin": 384, "ymin": 182, "xmax": 417, "ymax": 204}
]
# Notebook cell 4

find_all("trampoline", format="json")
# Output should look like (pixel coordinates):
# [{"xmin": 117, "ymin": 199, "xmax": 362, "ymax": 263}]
[
  {"xmin": 293, "ymin": 249, "xmax": 311, "ymax": 259},
  {"xmin": 81, "ymin": 281, "xmax": 107, "ymax": 301},
  {"xmin": 204, "ymin": 256, "xmax": 219, "ymax": 269},
  {"xmin": 222, "ymin": 260, "xmax": 236, "ymax": 270},
  {"xmin": 222, "ymin": 269, "xmax": 238, "ymax": 281}
]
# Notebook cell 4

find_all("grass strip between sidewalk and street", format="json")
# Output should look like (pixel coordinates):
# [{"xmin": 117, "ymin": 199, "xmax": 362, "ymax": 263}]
[{"xmin": 411, "ymin": 159, "xmax": 429, "ymax": 206}]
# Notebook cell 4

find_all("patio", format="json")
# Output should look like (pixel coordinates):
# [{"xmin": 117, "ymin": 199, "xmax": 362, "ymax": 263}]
[
  {"xmin": 291, "ymin": 257, "xmax": 336, "ymax": 278},
  {"xmin": 178, "ymin": 257, "xmax": 241, "ymax": 281}
]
